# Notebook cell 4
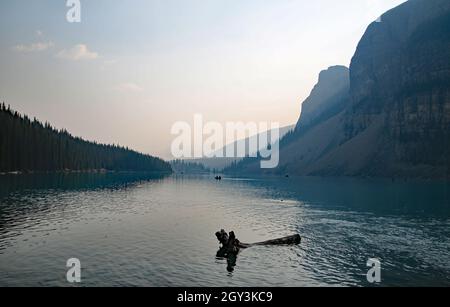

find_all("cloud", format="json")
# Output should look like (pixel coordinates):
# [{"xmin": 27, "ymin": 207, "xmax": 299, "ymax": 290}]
[
  {"xmin": 13, "ymin": 41, "xmax": 54, "ymax": 52},
  {"xmin": 115, "ymin": 83, "xmax": 144, "ymax": 92},
  {"xmin": 56, "ymin": 44, "xmax": 99, "ymax": 61}
]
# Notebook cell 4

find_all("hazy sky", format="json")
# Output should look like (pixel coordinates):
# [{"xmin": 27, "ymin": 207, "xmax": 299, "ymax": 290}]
[{"xmin": 0, "ymin": 0, "xmax": 406, "ymax": 159}]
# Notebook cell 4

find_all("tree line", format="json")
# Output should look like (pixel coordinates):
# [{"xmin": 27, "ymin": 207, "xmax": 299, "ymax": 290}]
[
  {"xmin": 170, "ymin": 159, "xmax": 210, "ymax": 174},
  {"xmin": 0, "ymin": 103, "xmax": 172, "ymax": 173}
]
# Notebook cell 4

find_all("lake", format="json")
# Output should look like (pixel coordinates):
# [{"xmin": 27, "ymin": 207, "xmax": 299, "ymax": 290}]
[{"xmin": 0, "ymin": 173, "xmax": 449, "ymax": 287}]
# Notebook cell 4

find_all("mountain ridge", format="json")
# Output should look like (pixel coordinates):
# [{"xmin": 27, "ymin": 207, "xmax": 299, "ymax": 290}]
[{"xmin": 226, "ymin": 0, "xmax": 450, "ymax": 179}]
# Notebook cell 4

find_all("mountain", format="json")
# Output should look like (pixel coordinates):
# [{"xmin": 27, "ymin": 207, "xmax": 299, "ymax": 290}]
[
  {"xmin": 185, "ymin": 125, "xmax": 294, "ymax": 171},
  {"xmin": 342, "ymin": 0, "xmax": 450, "ymax": 177},
  {"xmin": 0, "ymin": 104, "xmax": 172, "ymax": 174},
  {"xmin": 227, "ymin": 0, "xmax": 450, "ymax": 178},
  {"xmin": 224, "ymin": 66, "xmax": 350, "ymax": 175},
  {"xmin": 296, "ymin": 65, "xmax": 349, "ymax": 130}
]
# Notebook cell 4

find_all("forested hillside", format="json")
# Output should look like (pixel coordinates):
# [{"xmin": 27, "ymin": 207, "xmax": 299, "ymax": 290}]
[{"xmin": 0, "ymin": 104, "xmax": 172, "ymax": 173}]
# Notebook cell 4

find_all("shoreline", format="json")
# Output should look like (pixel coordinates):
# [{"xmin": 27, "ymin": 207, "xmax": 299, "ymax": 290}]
[{"xmin": 0, "ymin": 169, "xmax": 173, "ymax": 176}]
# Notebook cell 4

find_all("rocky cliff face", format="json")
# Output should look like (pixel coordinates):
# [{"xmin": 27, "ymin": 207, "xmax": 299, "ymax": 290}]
[
  {"xmin": 344, "ymin": 0, "xmax": 450, "ymax": 177},
  {"xmin": 228, "ymin": 0, "xmax": 450, "ymax": 178},
  {"xmin": 296, "ymin": 65, "xmax": 349, "ymax": 130}
]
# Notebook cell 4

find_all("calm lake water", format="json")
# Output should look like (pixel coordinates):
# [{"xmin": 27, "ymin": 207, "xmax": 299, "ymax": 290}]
[{"xmin": 0, "ymin": 173, "xmax": 449, "ymax": 287}]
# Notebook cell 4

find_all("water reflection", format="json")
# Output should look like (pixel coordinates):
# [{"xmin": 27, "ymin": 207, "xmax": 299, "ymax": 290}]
[
  {"xmin": 0, "ymin": 172, "xmax": 169, "ymax": 196},
  {"xmin": 0, "ymin": 172, "xmax": 169, "ymax": 251},
  {"xmin": 215, "ymin": 230, "xmax": 241, "ymax": 273},
  {"xmin": 0, "ymin": 174, "xmax": 449, "ymax": 286},
  {"xmin": 224, "ymin": 176, "xmax": 450, "ymax": 217}
]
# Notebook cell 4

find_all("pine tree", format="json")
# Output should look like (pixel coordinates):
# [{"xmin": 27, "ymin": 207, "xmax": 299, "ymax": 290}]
[{"xmin": 0, "ymin": 105, "xmax": 172, "ymax": 173}]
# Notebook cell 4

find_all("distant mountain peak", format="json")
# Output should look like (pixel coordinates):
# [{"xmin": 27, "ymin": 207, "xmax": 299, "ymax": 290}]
[
  {"xmin": 297, "ymin": 65, "xmax": 349, "ymax": 130},
  {"xmin": 318, "ymin": 65, "xmax": 349, "ymax": 83}
]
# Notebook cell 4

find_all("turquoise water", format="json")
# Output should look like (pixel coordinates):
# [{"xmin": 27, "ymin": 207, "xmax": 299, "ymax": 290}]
[{"xmin": 0, "ymin": 173, "xmax": 449, "ymax": 287}]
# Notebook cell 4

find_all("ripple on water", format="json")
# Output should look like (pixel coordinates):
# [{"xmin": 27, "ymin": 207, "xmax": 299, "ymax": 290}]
[{"xmin": 0, "ymin": 174, "xmax": 449, "ymax": 286}]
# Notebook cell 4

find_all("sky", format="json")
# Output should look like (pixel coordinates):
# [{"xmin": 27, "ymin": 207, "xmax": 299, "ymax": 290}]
[{"xmin": 0, "ymin": 0, "xmax": 406, "ymax": 159}]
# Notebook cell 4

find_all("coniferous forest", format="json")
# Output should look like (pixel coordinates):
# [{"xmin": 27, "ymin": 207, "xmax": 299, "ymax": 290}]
[{"xmin": 0, "ymin": 103, "xmax": 172, "ymax": 173}]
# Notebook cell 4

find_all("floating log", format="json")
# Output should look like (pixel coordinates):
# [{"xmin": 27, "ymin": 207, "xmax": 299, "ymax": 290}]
[
  {"xmin": 215, "ymin": 229, "xmax": 301, "ymax": 272},
  {"xmin": 215, "ymin": 229, "xmax": 301, "ymax": 254},
  {"xmin": 251, "ymin": 234, "xmax": 301, "ymax": 246}
]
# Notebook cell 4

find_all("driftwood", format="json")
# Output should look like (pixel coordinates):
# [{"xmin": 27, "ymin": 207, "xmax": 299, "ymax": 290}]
[{"xmin": 215, "ymin": 229, "xmax": 301, "ymax": 272}]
